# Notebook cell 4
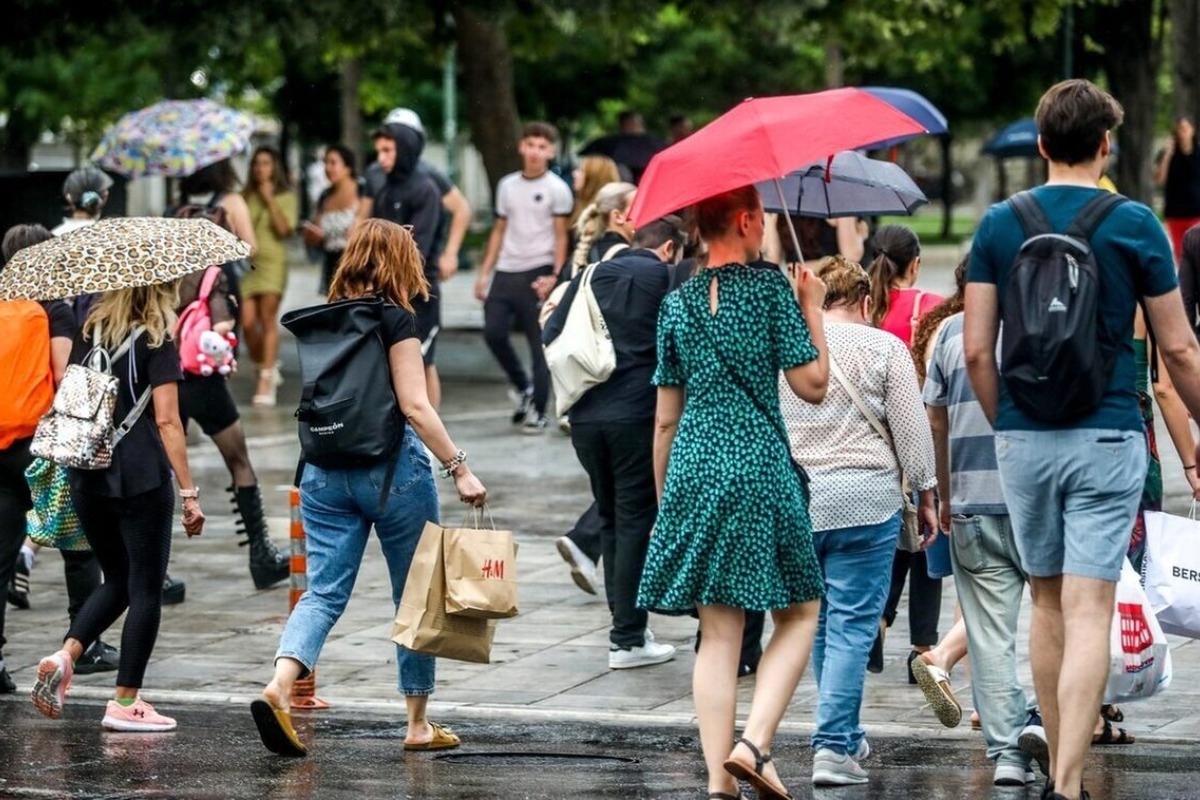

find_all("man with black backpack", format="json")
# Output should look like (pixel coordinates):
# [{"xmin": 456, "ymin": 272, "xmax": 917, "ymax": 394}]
[{"xmin": 964, "ymin": 79, "xmax": 1200, "ymax": 800}]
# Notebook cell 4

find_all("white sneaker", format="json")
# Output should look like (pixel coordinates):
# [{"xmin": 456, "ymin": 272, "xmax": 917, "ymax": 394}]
[
  {"xmin": 853, "ymin": 737, "xmax": 869, "ymax": 762},
  {"xmin": 609, "ymin": 640, "xmax": 676, "ymax": 670},
  {"xmin": 556, "ymin": 536, "xmax": 598, "ymax": 595},
  {"xmin": 993, "ymin": 762, "xmax": 1036, "ymax": 786},
  {"xmin": 811, "ymin": 748, "xmax": 868, "ymax": 786}
]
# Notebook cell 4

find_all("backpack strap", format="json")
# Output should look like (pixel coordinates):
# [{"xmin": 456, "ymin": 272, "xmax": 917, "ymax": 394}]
[
  {"xmin": 1067, "ymin": 192, "xmax": 1128, "ymax": 242},
  {"xmin": 197, "ymin": 266, "xmax": 221, "ymax": 303},
  {"xmin": 1009, "ymin": 191, "xmax": 1052, "ymax": 239}
]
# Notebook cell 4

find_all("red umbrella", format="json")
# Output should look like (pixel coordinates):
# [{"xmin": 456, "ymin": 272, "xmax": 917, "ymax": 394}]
[{"xmin": 628, "ymin": 88, "xmax": 927, "ymax": 227}]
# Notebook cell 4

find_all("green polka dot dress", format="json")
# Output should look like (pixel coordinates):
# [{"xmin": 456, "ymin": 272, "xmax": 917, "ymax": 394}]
[{"xmin": 637, "ymin": 264, "xmax": 825, "ymax": 615}]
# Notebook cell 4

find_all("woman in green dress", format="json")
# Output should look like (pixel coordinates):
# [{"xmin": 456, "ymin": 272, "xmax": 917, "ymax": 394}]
[
  {"xmin": 242, "ymin": 145, "xmax": 298, "ymax": 407},
  {"xmin": 637, "ymin": 186, "xmax": 828, "ymax": 800}
]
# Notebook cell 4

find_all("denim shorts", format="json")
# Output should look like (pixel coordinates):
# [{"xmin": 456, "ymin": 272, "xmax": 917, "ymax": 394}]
[{"xmin": 994, "ymin": 427, "xmax": 1145, "ymax": 582}]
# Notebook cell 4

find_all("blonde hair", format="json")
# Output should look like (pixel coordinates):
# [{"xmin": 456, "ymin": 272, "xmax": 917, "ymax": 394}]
[
  {"xmin": 83, "ymin": 283, "xmax": 179, "ymax": 351},
  {"xmin": 815, "ymin": 255, "xmax": 871, "ymax": 311},
  {"xmin": 570, "ymin": 156, "xmax": 621, "ymax": 227},
  {"xmin": 330, "ymin": 218, "xmax": 429, "ymax": 312},
  {"xmin": 571, "ymin": 181, "xmax": 636, "ymax": 271}
]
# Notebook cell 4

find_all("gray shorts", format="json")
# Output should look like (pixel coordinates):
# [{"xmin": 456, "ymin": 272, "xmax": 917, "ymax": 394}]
[{"xmin": 994, "ymin": 427, "xmax": 1145, "ymax": 582}]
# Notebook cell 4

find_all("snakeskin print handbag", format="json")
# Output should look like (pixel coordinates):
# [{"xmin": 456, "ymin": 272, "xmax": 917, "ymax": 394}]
[{"xmin": 30, "ymin": 325, "xmax": 150, "ymax": 470}]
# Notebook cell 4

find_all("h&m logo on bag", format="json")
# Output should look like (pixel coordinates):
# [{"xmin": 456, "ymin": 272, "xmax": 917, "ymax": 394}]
[
  {"xmin": 1118, "ymin": 602, "xmax": 1155, "ymax": 674},
  {"xmin": 481, "ymin": 559, "xmax": 506, "ymax": 580}
]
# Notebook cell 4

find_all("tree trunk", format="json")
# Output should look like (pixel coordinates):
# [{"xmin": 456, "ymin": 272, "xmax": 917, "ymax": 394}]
[
  {"xmin": 449, "ymin": 2, "xmax": 521, "ymax": 191},
  {"xmin": 824, "ymin": 38, "xmax": 844, "ymax": 89},
  {"xmin": 340, "ymin": 56, "xmax": 364, "ymax": 166},
  {"xmin": 1170, "ymin": 0, "xmax": 1200, "ymax": 123},
  {"xmin": 1098, "ymin": 0, "xmax": 1164, "ymax": 203}
]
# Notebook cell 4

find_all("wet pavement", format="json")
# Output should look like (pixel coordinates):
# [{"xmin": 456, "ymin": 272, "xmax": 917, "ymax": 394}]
[
  {"xmin": 5, "ymin": 253, "xmax": 1200, "ymax": 797},
  {"xmin": 2, "ymin": 700, "xmax": 1199, "ymax": 799}
]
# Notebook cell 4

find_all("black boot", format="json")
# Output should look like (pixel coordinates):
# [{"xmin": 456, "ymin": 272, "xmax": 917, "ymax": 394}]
[{"xmin": 231, "ymin": 485, "xmax": 290, "ymax": 590}]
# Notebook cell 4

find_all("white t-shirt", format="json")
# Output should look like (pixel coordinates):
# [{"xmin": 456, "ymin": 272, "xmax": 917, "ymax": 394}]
[
  {"xmin": 52, "ymin": 218, "xmax": 95, "ymax": 236},
  {"xmin": 494, "ymin": 170, "xmax": 573, "ymax": 273}
]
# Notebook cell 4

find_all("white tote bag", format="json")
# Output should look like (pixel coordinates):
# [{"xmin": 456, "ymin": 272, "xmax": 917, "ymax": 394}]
[
  {"xmin": 1104, "ymin": 559, "xmax": 1172, "ymax": 704},
  {"xmin": 544, "ymin": 263, "xmax": 616, "ymax": 417},
  {"xmin": 1143, "ymin": 507, "xmax": 1200, "ymax": 638}
]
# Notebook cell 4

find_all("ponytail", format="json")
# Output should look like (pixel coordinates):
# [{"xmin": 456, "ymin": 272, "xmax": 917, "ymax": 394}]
[
  {"xmin": 866, "ymin": 224, "xmax": 921, "ymax": 328},
  {"xmin": 570, "ymin": 181, "xmax": 635, "ymax": 273}
]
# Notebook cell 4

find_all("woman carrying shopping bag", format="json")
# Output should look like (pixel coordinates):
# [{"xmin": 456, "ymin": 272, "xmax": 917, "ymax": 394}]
[{"xmin": 252, "ymin": 219, "xmax": 487, "ymax": 758}]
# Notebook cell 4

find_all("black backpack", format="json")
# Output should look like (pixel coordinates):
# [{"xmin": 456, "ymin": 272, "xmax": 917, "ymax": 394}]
[
  {"xmin": 281, "ymin": 298, "xmax": 405, "ymax": 500},
  {"xmin": 1000, "ymin": 191, "xmax": 1127, "ymax": 422}
]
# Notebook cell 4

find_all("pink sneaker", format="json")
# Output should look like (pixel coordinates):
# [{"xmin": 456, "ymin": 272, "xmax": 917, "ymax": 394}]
[
  {"xmin": 101, "ymin": 698, "xmax": 177, "ymax": 732},
  {"xmin": 31, "ymin": 650, "xmax": 74, "ymax": 719}
]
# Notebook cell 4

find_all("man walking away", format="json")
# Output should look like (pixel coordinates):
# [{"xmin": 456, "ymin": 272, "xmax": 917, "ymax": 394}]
[
  {"xmin": 925, "ymin": 280, "xmax": 1042, "ymax": 788},
  {"xmin": 964, "ymin": 79, "xmax": 1200, "ymax": 800},
  {"xmin": 544, "ymin": 216, "xmax": 686, "ymax": 668},
  {"xmin": 475, "ymin": 122, "xmax": 573, "ymax": 434}
]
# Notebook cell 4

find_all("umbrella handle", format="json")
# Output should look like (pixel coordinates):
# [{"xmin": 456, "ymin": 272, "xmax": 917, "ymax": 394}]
[{"xmin": 773, "ymin": 178, "xmax": 805, "ymax": 271}]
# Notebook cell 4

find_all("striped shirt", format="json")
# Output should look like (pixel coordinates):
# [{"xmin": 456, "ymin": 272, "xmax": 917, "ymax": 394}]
[{"xmin": 922, "ymin": 313, "xmax": 1007, "ymax": 515}]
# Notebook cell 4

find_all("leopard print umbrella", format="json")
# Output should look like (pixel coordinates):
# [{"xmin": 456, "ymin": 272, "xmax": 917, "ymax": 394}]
[{"xmin": 0, "ymin": 217, "xmax": 251, "ymax": 301}]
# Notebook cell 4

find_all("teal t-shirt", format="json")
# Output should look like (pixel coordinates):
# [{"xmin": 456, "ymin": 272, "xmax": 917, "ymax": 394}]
[{"xmin": 967, "ymin": 185, "xmax": 1178, "ymax": 432}]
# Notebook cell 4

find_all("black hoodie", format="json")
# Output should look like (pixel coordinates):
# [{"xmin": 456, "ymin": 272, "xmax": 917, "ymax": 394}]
[{"xmin": 370, "ymin": 123, "xmax": 441, "ymax": 277}]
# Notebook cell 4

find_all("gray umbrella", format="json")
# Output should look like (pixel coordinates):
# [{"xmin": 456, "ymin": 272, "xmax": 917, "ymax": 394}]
[{"xmin": 757, "ymin": 151, "xmax": 928, "ymax": 219}]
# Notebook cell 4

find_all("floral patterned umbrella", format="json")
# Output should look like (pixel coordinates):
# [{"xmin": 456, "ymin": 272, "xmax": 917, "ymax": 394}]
[
  {"xmin": 90, "ymin": 99, "xmax": 255, "ymax": 178},
  {"xmin": 0, "ymin": 217, "xmax": 250, "ymax": 301}
]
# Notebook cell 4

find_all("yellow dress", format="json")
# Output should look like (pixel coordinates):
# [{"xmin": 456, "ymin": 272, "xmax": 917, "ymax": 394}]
[{"xmin": 242, "ymin": 191, "xmax": 298, "ymax": 297}]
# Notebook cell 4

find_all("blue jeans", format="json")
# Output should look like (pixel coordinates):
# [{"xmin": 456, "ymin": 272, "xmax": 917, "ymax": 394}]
[
  {"xmin": 811, "ymin": 511, "xmax": 901, "ymax": 754},
  {"xmin": 277, "ymin": 428, "xmax": 439, "ymax": 696},
  {"xmin": 995, "ymin": 428, "xmax": 1145, "ymax": 582}
]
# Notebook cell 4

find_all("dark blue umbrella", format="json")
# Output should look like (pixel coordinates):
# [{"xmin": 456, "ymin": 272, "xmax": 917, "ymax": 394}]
[
  {"xmin": 757, "ymin": 151, "xmax": 928, "ymax": 219},
  {"xmin": 860, "ymin": 87, "xmax": 948, "ymax": 149},
  {"xmin": 982, "ymin": 118, "xmax": 1039, "ymax": 159}
]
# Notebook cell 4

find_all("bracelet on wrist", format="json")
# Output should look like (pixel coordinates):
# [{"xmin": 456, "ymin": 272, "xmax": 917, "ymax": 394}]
[
  {"xmin": 439, "ymin": 450, "xmax": 467, "ymax": 479},
  {"xmin": 179, "ymin": 487, "xmax": 200, "ymax": 500},
  {"xmin": 1186, "ymin": 465, "xmax": 1196, "ymax": 472}
]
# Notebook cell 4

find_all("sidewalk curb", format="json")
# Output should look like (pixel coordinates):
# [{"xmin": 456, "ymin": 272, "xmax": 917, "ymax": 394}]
[{"xmin": 8, "ymin": 689, "xmax": 1196, "ymax": 746}]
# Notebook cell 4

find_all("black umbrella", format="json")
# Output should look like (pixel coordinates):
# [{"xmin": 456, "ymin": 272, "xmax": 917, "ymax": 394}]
[{"xmin": 578, "ymin": 134, "xmax": 667, "ymax": 171}]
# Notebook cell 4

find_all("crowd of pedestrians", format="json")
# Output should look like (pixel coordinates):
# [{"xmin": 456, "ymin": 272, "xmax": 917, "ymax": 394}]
[{"xmin": 3, "ymin": 79, "xmax": 1200, "ymax": 800}]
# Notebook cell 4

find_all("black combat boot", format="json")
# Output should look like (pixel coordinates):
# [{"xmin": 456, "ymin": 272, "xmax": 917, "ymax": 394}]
[{"xmin": 231, "ymin": 485, "xmax": 290, "ymax": 590}]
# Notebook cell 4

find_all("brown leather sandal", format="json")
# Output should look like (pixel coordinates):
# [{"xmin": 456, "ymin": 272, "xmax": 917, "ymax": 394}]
[{"xmin": 723, "ymin": 738, "xmax": 792, "ymax": 800}]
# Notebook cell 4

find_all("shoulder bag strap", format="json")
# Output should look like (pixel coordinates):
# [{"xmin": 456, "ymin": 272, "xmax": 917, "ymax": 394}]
[
  {"xmin": 602, "ymin": 242, "xmax": 629, "ymax": 261},
  {"xmin": 828, "ymin": 352, "xmax": 914, "ymax": 494},
  {"xmin": 680, "ymin": 293, "xmax": 811, "ymax": 502}
]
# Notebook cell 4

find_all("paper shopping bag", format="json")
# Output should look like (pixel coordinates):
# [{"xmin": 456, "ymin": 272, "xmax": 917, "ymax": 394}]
[
  {"xmin": 1104, "ymin": 559, "xmax": 1172, "ymax": 704},
  {"xmin": 392, "ymin": 522, "xmax": 495, "ymax": 664},
  {"xmin": 1143, "ymin": 509, "xmax": 1200, "ymax": 638},
  {"xmin": 443, "ymin": 526, "xmax": 519, "ymax": 620}
]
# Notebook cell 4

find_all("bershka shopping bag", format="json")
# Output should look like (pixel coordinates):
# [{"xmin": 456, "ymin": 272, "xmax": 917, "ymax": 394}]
[
  {"xmin": 444, "ymin": 510, "xmax": 518, "ymax": 620},
  {"xmin": 1104, "ymin": 559, "xmax": 1172, "ymax": 704},
  {"xmin": 1143, "ymin": 507, "xmax": 1200, "ymax": 638},
  {"xmin": 392, "ymin": 522, "xmax": 495, "ymax": 664}
]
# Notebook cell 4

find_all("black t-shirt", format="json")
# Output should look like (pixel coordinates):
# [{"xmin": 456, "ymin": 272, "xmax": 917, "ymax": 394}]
[
  {"xmin": 41, "ymin": 300, "xmax": 77, "ymax": 339},
  {"xmin": 68, "ymin": 331, "xmax": 183, "ymax": 499},
  {"xmin": 1165, "ymin": 140, "xmax": 1200, "ymax": 218},
  {"xmin": 381, "ymin": 303, "xmax": 419, "ymax": 347}
]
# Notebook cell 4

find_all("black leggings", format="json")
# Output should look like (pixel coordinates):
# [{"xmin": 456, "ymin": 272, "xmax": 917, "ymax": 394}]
[
  {"xmin": 66, "ymin": 483, "xmax": 174, "ymax": 688},
  {"xmin": 882, "ymin": 549, "xmax": 942, "ymax": 647}
]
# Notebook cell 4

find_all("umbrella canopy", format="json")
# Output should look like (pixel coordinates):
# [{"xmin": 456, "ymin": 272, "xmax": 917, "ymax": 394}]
[
  {"xmin": 757, "ymin": 151, "xmax": 928, "ymax": 218},
  {"xmin": 578, "ymin": 133, "xmax": 668, "ymax": 170},
  {"xmin": 628, "ymin": 88, "xmax": 926, "ymax": 225},
  {"xmin": 90, "ymin": 99, "xmax": 255, "ymax": 178},
  {"xmin": 982, "ymin": 118, "xmax": 1039, "ymax": 159},
  {"xmin": 0, "ymin": 217, "xmax": 250, "ymax": 301},
  {"xmin": 859, "ymin": 87, "xmax": 949, "ymax": 149}
]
